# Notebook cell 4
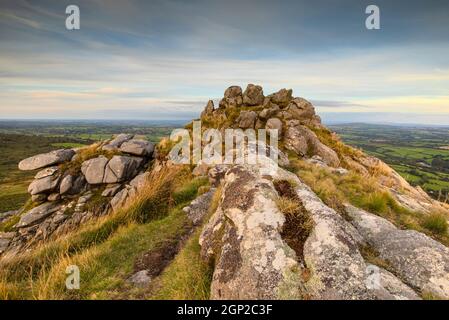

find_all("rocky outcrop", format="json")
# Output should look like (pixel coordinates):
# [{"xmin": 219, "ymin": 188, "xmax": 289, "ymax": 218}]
[
  {"xmin": 346, "ymin": 205, "xmax": 449, "ymax": 299},
  {"xmin": 199, "ymin": 84, "xmax": 340, "ymax": 167},
  {"xmin": 200, "ymin": 155, "xmax": 426, "ymax": 300},
  {"xmin": 18, "ymin": 149, "xmax": 75, "ymax": 171},
  {"xmin": 0, "ymin": 135, "xmax": 156, "ymax": 256}
]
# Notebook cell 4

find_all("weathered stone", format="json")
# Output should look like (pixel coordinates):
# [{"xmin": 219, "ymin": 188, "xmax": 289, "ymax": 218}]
[
  {"xmin": 47, "ymin": 193, "xmax": 61, "ymax": 202},
  {"xmin": 287, "ymin": 98, "xmax": 316, "ymax": 120},
  {"xmin": 201, "ymin": 100, "xmax": 215, "ymax": 118},
  {"xmin": 120, "ymin": 139, "xmax": 154, "ymax": 157},
  {"xmin": 31, "ymin": 194, "xmax": 47, "ymax": 203},
  {"xmin": 28, "ymin": 174, "xmax": 61, "ymax": 195},
  {"xmin": 34, "ymin": 166, "xmax": 59, "ymax": 179},
  {"xmin": 183, "ymin": 188, "xmax": 215, "ymax": 225},
  {"xmin": 242, "ymin": 84, "xmax": 264, "ymax": 106},
  {"xmin": 346, "ymin": 205, "xmax": 449, "ymax": 299},
  {"xmin": 268, "ymin": 88, "xmax": 293, "ymax": 107},
  {"xmin": 103, "ymin": 156, "xmax": 143, "ymax": 184},
  {"xmin": 18, "ymin": 149, "xmax": 75, "ymax": 171},
  {"xmin": 81, "ymin": 156, "xmax": 109, "ymax": 184},
  {"xmin": 129, "ymin": 172, "xmax": 150, "ymax": 189},
  {"xmin": 372, "ymin": 265, "xmax": 421, "ymax": 300},
  {"xmin": 200, "ymin": 165, "xmax": 304, "ymax": 299},
  {"xmin": 265, "ymin": 118, "xmax": 283, "ymax": 138},
  {"xmin": 102, "ymin": 184, "xmax": 122, "ymax": 197},
  {"xmin": 259, "ymin": 104, "xmax": 280, "ymax": 119},
  {"xmin": 17, "ymin": 202, "xmax": 62, "ymax": 228},
  {"xmin": 283, "ymin": 125, "xmax": 340, "ymax": 167},
  {"xmin": 102, "ymin": 134, "xmax": 134, "ymax": 151},
  {"xmin": 127, "ymin": 270, "xmax": 152, "ymax": 287},
  {"xmin": 236, "ymin": 111, "xmax": 257, "ymax": 129},
  {"xmin": 219, "ymin": 86, "xmax": 243, "ymax": 109}
]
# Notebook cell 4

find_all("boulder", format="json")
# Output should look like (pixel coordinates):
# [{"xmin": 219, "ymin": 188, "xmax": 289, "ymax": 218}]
[
  {"xmin": 283, "ymin": 125, "xmax": 340, "ymax": 167},
  {"xmin": 201, "ymin": 100, "xmax": 215, "ymax": 118},
  {"xmin": 120, "ymin": 139, "xmax": 154, "ymax": 157},
  {"xmin": 47, "ymin": 193, "xmax": 61, "ymax": 202},
  {"xmin": 103, "ymin": 156, "xmax": 143, "ymax": 184},
  {"xmin": 102, "ymin": 134, "xmax": 134, "ymax": 151},
  {"xmin": 265, "ymin": 118, "xmax": 283, "ymax": 138},
  {"xmin": 268, "ymin": 88, "xmax": 293, "ymax": 107},
  {"xmin": 81, "ymin": 156, "xmax": 109, "ymax": 184},
  {"xmin": 259, "ymin": 104, "xmax": 280, "ymax": 119},
  {"xmin": 59, "ymin": 174, "xmax": 86, "ymax": 195},
  {"xmin": 17, "ymin": 202, "xmax": 62, "ymax": 228},
  {"xmin": 242, "ymin": 84, "xmax": 264, "ymax": 106},
  {"xmin": 287, "ymin": 98, "xmax": 316, "ymax": 120},
  {"xmin": 219, "ymin": 86, "xmax": 243, "ymax": 109},
  {"xmin": 236, "ymin": 111, "xmax": 257, "ymax": 129},
  {"xmin": 346, "ymin": 205, "xmax": 449, "ymax": 299},
  {"xmin": 18, "ymin": 149, "xmax": 75, "ymax": 171},
  {"xmin": 28, "ymin": 174, "xmax": 61, "ymax": 195}
]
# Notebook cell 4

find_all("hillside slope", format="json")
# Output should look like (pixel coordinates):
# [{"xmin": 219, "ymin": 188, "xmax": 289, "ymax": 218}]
[{"xmin": 1, "ymin": 84, "xmax": 448, "ymax": 300}]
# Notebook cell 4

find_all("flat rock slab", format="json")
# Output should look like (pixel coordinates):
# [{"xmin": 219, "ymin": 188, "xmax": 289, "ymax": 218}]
[
  {"xmin": 17, "ymin": 202, "xmax": 62, "ymax": 228},
  {"xmin": 102, "ymin": 134, "xmax": 134, "ymax": 151},
  {"xmin": 120, "ymin": 139, "xmax": 154, "ymax": 157},
  {"xmin": 19, "ymin": 149, "xmax": 75, "ymax": 171}
]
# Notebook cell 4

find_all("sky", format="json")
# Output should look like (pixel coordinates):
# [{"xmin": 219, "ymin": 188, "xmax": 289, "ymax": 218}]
[{"xmin": 1, "ymin": 0, "xmax": 449, "ymax": 124}]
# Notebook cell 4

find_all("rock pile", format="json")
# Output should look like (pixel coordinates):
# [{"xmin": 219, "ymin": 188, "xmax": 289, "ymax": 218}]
[
  {"xmin": 200, "ymin": 84, "xmax": 339, "ymax": 167},
  {"xmin": 0, "ymin": 134, "xmax": 154, "ymax": 255}
]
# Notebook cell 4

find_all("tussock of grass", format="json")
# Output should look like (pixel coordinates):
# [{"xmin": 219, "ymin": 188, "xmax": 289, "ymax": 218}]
[
  {"xmin": 151, "ymin": 229, "xmax": 213, "ymax": 300},
  {"xmin": 422, "ymin": 212, "xmax": 448, "ymax": 235}
]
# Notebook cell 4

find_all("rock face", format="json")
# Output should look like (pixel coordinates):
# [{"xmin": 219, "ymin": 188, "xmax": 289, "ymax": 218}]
[
  {"xmin": 200, "ymin": 165, "xmax": 304, "ymax": 299},
  {"xmin": 268, "ymin": 88, "xmax": 293, "ymax": 107},
  {"xmin": 346, "ymin": 205, "xmax": 449, "ymax": 299},
  {"xmin": 18, "ymin": 149, "xmax": 75, "ymax": 171},
  {"xmin": 81, "ymin": 156, "xmax": 109, "ymax": 184},
  {"xmin": 200, "ymin": 156, "xmax": 424, "ymax": 300},
  {"xmin": 103, "ymin": 156, "xmax": 143, "ymax": 184}
]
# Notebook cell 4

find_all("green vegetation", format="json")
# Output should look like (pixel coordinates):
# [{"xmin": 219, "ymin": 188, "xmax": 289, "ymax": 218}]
[
  {"xmin": 331, "ymin": 123, "xmax": 449, "ymax": 200},
  {"xmin": 422, "ymin": 212, "xmax": 448, "ymax": 235},
  {"xmin": 151, "ymin": 229, "xmax": 213, "ymax": 300}
]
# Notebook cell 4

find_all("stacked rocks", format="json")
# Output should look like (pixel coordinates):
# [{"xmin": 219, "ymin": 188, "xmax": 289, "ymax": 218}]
[
  {"xmin": 0, "ymin": 134, "xmax": 155, "ymax": 255},
  {"xmin": 200, "ymin": 84, "xmax": 338, "ymax": 166}
]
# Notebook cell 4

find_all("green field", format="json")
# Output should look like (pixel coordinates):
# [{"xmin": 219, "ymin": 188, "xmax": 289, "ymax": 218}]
[{"xmin": 330, "ymin": 123, "xmax": 449, "ymax": 200}]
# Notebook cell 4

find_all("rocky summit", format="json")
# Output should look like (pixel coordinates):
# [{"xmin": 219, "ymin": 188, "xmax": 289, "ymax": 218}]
[{"xmin": 0, "ymin": 84, "xmax": 448, "ymax": 300}]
